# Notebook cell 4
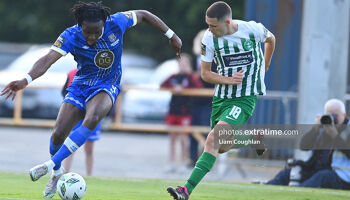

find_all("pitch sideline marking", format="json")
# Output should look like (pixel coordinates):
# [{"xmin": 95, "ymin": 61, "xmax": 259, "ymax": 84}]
[
  {"xmin": 117, "ymin": 178, "xmax": 350, "ymax": 197},
  {"xmin": 0, "ymin": 197, "xmax": 43, "ymax": 200},
  {"xmin": 201, "ymin": 182, "xmax": 350, "ymax": 196},
  {"xmin": 101, "ymin": 177, "xmax": 350, "ymax": 197}
]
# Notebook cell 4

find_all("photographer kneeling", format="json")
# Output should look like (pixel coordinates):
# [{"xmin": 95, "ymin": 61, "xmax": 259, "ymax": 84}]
[
  {"xmin": 266, "ymin": 99, "xmax": 350, "ymax": 188},
  {"xmin": 298, "ymin": 99, "xmax": 350, "ymax": 189}
]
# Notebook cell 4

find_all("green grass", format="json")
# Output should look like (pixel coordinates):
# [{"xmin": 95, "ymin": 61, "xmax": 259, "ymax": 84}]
[{"xmin": 0, "ymin": 172, "xmax": 350, "ymax": 200}]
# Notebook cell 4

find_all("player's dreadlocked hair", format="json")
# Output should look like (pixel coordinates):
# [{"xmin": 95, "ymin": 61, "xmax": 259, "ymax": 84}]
[{"xmin": 71, "ymin": 1, "xmax": 111, "ymax": 26}]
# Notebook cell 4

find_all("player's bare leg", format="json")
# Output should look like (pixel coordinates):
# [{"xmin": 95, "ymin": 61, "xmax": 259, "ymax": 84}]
[
  {"xmin": 166, "ymin": 132, "xmax": 177, "ymax": 172},
  {"xmin": 46, "ymin": 103, "xmax": 83, "ymax": 198},
  {"xmin": 44, "ymin": 93, "xmax": 110, "ymax": 198},
  {"xmin": 84, "ymin": 141, "xmax": 94, "ymax": 176},
  {"xmin": 83, "ymin": 91, "xmax": 112, "ymax": 130},
  {"xmin": 29, "ymin": 102, "xmax": 84, "ymax": 198},
  {"xmin": 30, "ymin": 102, "xmax": 84, "ymax": 180},
  {"xmin": 179, "ymin": 133, "xmax": 189, "ymax": 173},
  {"xmin": 52, "ymin": 102, "xmax": 85, "ymax": 145},
  {"xmin": 62, "ymin": 154, "xmax": 74, "ymax": 173}
]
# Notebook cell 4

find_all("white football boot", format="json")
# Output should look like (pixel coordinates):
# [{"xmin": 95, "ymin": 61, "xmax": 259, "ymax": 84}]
[
  {"xmin": 43, "ymin": 167, "xmax": 65, "ymax": 199},
  {"xmin": 29, "ymin": 164, "xmax": 48, "ymax": 181}
]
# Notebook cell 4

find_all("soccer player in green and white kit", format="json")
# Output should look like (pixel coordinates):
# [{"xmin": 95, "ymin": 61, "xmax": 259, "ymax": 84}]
[{"xmin": 167, "ymin": 1, "xmax": 275, "ymax": 200}]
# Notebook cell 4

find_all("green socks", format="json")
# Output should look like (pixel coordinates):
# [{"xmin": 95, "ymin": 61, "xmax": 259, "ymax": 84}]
[{"xmin": 184, "ymin": 152, "xmax": 216, "ymax": 194}]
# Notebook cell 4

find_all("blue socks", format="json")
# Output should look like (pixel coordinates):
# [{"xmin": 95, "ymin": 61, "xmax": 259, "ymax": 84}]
[
  {"xmin": 51, "ymin": 125, "xmax": 93, "ymax": 169},
  {"xmin": 49, "ymin": 137, "xmax": 62, "ymax": 170}
]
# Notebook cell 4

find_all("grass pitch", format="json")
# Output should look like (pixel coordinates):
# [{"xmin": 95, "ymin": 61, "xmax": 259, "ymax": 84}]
[{"xmin": 0, "ymin": 172, "xmax": 349, "ymax": 200}]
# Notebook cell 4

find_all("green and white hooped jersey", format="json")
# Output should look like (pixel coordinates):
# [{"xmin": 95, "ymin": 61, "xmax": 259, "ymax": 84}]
[{"xmin": 201, "ymin": 20, "xmax": 269, "ymax": 99}]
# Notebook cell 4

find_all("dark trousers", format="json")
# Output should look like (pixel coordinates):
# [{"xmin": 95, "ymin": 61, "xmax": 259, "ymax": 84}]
[
  {"xmin": 300, "ymin": 169, "xmax": 350, "ymax": 189},
  {"xmin": 266, "ymin": 168, "xmax": 291, "ymax": 185},
  {"xmin": 189, "ymin": 99, "xmax": 211, "ymax": 165},
  {"xmin": 189, "ymin": 135, "xmax": 199, "ymax": 166}
]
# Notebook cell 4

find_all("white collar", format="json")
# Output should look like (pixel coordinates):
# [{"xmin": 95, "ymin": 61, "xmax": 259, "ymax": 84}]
[{"xmin": 98, "ymin": 27, "xmax": 104, "ymax": 39}]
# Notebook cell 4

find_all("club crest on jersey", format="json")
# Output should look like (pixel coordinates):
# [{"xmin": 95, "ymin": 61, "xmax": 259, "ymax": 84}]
[
  {"xmin": 108, "ymin": 34, "xmax": 117, "ymax": 42},
  {"xmin": 94, "ymin": 50, "xmax": 115, "ymax": 69},
  {"xmin": 108, "ymin": 33, "xmax": 119, "ymax": 47},
  {"xmin": 243, "ymin": 40, "xmax": 253, "ymax": 51},
  {"xmin": 53, "ymin": 36, "xmax": 66, "ymax": 48}
]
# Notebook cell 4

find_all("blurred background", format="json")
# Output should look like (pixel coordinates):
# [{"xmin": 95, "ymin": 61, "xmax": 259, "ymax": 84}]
[{"xmin": 0, "ymin": 0, "xmax": 349, "ymax": 183}]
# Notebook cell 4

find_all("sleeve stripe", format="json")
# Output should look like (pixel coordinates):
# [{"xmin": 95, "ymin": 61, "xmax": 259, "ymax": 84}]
[
  {"xmin": 131, "ymin": 11, "xmax": 137, "ymax": 26},
  {"xmin": 50, "ymin": 46, "xmax": 67, "ymax": 56}
]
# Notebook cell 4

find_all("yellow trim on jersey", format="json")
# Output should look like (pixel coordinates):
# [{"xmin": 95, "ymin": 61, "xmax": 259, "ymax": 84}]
[{"xmin": 50, "ymin": 46, "xmax": 67, "ymax": 56}]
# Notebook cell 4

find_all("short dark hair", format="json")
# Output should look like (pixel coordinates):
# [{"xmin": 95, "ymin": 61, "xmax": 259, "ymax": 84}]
[
  {"xmin": 71, "ymin": 1, "xmax": 111, "ymax": 26},
  {"xmin": 206, "ymin": 1, "xmax": 232, "ymax": 21}
]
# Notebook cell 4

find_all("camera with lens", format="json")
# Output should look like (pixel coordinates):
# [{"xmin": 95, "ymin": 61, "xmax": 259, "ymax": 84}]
[
  {"xmin": 287, "ymin": 157, "xmax": 315, "ymax": 186},
  {"xmin": 320, "ymin": 113, "xmax": 338, "ymax": 125},
  {"xmin": 287, "ymin": 159, "xmax": 305, "ymax": 186}
]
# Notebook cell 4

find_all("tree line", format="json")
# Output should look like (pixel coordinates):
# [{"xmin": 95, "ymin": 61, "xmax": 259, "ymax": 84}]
[{"xmin": 0, "ymin": 0, "xmax": 243, "ymax": 62}]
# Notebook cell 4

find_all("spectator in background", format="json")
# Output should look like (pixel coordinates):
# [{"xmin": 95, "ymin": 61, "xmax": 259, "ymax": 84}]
[
  {"xmin": 266, "ymin": 133, "xmax": 332, "ymax": 185},
  {"xmin": 298, "ymin": 99, "xmax": 350, "ymax": 189},
  {"xmin": 188, "ymin": 29, "xmax": 215, "ymax": 166},
  {"xmin": 266, "ymin": 99, "xmax": 335, "ymax": 185},
  {"xmin": 266, "ymin": 99, "xmax": 350, "ymax": 190},
  {"xmin": 192, "ymin": 30, "xmax": 207, "ymax": 77},
  {"xmin": 161, "ymin": 53, "xmax": 203, "ymax": 172},
  {"xmin": 62, "ymin": 68, "xmax": 101, "ymax": 176}
]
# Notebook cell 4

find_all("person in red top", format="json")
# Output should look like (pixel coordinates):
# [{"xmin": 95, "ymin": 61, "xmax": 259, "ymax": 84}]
[
  {"xmin": 161, "ymin": 53, "xmax": 203, "ymax": 172},
  {"xmin": 62, "ymin": 68, "xmax": 101, "ymax": 176}
]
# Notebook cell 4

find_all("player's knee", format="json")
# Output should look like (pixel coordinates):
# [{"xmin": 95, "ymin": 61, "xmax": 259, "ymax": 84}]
[
  {"xmin": 83, "ymin": 114, "xmax": 101, "ymax": 129},
  {"xmin": 52, "ymin": 127, "xmax": 68, "ymax": 144},
  {"xmin": 85, "ymin": 148, "xmax": 93, "ymax": 155},
  {"xmin": 84, "ymin": 143, "xmax": 93, "ymax": 155}
]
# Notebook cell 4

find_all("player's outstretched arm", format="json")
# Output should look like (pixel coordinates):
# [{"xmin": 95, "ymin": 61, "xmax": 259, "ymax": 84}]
[
  {"xmin": 0, "ymin": 50, "xmax": 62, "ymax": 100},
  {"xmin": 201, "ymin": 61, "xmax": 243, "ymax": 85},
  {"xmin": 264, "ymin": 31, "xmax": 275, "ymax": 72},
  {"xmin": 134, "ymin": 10, "xmax": 182, "ymax": 57}
]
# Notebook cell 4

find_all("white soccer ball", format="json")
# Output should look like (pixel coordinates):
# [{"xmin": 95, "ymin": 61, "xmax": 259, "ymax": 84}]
[{"xmin": 57, "ymin": 172, "xmax": 86, "ymax": 200}]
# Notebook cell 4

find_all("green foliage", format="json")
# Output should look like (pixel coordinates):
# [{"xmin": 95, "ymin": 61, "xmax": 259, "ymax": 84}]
[{"xmin": 0, "ymin": 0, "xmax": 244, "ymax": 61}]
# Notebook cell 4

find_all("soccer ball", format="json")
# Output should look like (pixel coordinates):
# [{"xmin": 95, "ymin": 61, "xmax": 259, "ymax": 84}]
[{"xmin": 57, "ymin": 172, "xmax": 86, "ymax": 200}]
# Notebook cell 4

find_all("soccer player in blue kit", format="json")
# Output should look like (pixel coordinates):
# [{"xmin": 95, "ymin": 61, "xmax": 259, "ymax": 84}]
[{"xmin": 0, "ymin": 2, "xmax": 181, "ymax": 198}]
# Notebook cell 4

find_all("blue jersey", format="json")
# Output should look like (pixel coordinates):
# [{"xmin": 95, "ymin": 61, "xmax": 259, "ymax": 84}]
[{"xmin": 51, "ymin": 11, "xmax": 137, "ymax": 87}]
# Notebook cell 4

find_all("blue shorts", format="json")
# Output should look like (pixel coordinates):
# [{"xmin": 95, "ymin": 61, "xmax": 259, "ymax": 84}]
[
  {"xmin": 72, "ymin": 120, "xmax": 101, "ymax": 141},
  {"xmin": 64, "ymin": 83, "xmax": 120, "ymax": 113}
]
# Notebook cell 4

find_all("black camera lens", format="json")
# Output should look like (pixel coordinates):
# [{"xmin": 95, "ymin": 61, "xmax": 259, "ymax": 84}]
[
  {"xmin": 320, "ymin": 115, "xmax": 332, "ymax": 124},
  {"xmin": 320, "ymin": 114, "xmax": 338, "ymax": 124}
]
